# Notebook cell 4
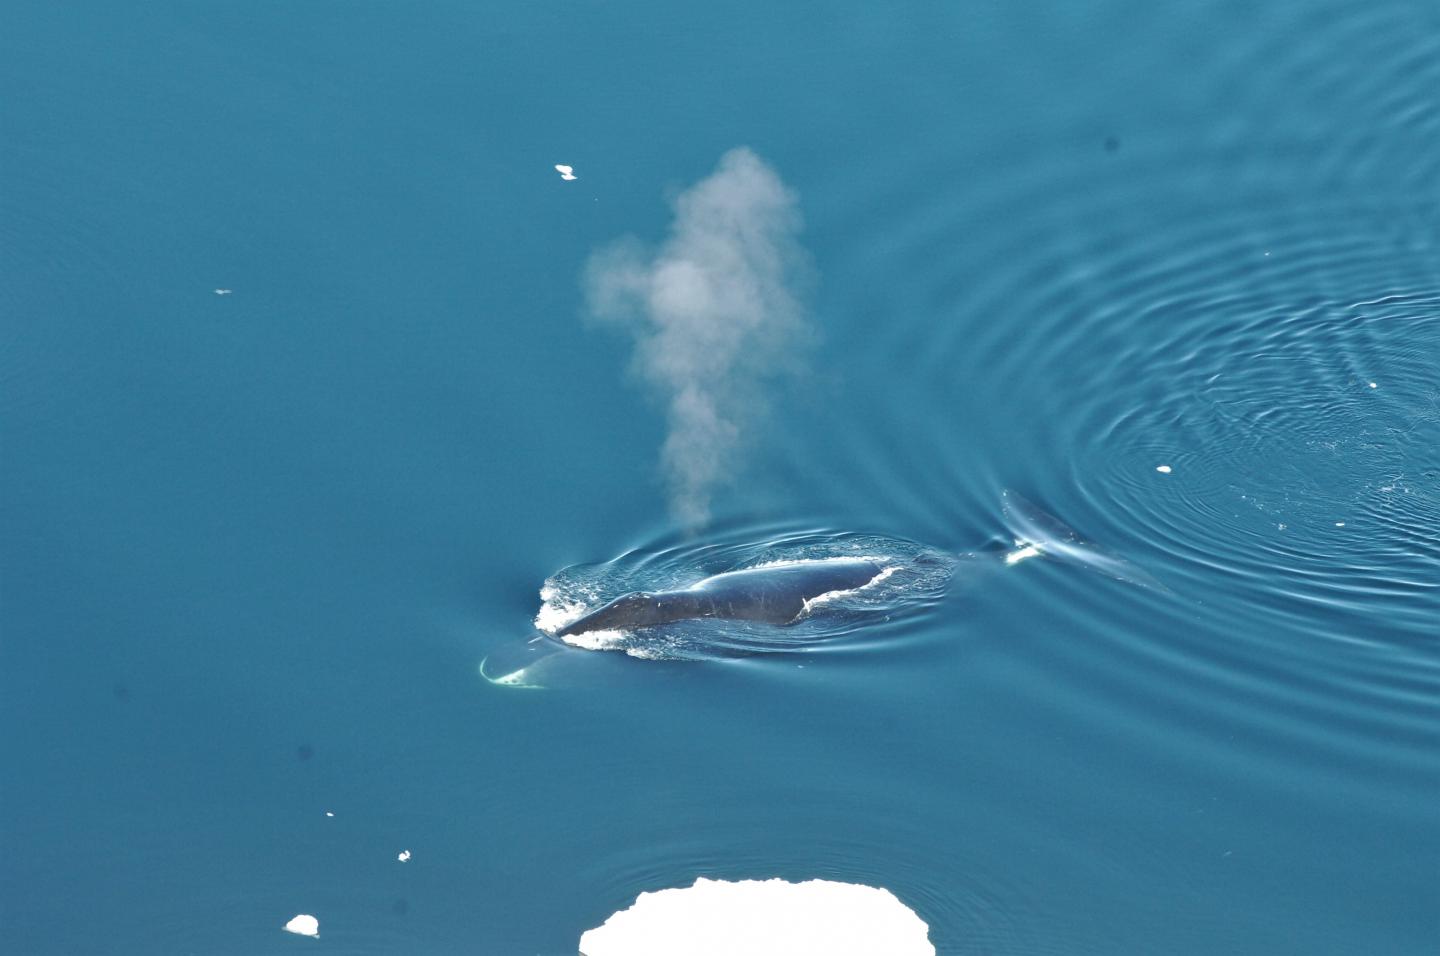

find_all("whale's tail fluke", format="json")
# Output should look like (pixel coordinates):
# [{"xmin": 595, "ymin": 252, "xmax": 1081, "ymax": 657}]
[
  {"xmin": 479, "ymin": 654, "xmax": 548, "ymax": 689},
  {"xmin": 999, "ymin": 489, "xmax": 1169, "ymax": 592}
]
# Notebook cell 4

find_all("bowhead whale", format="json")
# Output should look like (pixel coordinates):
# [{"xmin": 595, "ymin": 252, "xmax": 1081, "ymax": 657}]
[
  {"xmin": 557, "ymin": 557, "xmax": 888, "ymax": 638},
  {"xmin": 483, "ymin": 492, "xmax": 1167, "ymax": 688}
]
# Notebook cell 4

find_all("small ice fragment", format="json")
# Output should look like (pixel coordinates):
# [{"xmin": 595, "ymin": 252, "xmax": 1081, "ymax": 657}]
[
  {"xmin": 283, "ymin": 914, "xmax": 319, "ymax": 938},
  {"xmin": 398, "ymin": 850, "xmax": 411, "ymax": 862},
  {"xmin": 554, "ymin": 164, "xmax": 577, "ymax": 181},
  {"xmin": 214, "ymin": 288, "xmax": 232, "ymax": 295},
  {"xmin": 324, "ymin": 811, "xmax": 334, "ymax": 817},
  {"xmin": 1368, "ymin": 382, "xmax": 1377, "ymax": 389},
  {"xmin": 1335, "ymin": 522, "xmax": 1345, "ymax": 527},
  {"xmin": 1156, "ymin": 465, "xmax": 1172, "ymax": 474}
]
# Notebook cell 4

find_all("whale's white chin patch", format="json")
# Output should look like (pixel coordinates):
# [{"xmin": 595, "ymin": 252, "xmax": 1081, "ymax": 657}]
[{"xmin": 559, "ymin": 628, "xmax": 629, "ymax": 651}]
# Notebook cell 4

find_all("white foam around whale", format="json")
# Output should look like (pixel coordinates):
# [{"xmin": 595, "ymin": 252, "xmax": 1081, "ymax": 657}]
[{"xmin": 533, "ymin": 584, "xmax": 598, "ymax": 637}]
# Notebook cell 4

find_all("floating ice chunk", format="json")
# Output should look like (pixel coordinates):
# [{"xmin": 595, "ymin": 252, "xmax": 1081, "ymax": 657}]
[
  {"xmin": 324, "ymin": 810, "xmax": 334, "ymax": 818},
  {"xmin": 578, "ymin": 877, "xmax": 934, "ymax": 956},
  {"xmin": 1335, "ymin": 521, "xmax": 1345, "ymax": 527},
  {"xmin": 555, "ymin": 164, "xmax": 578, "ymax": 181},
  {"xmin": 397, "ymin": 850, "xmax": 411, "ymax": 862},
  {"xmin": 214, "ymin": 288, "xmax": 232, "ymax": 295},
  {"xmin": 1368, "ymin": 382, "xmax": 1377, "ymax": 389},
  {"xmin": 282, "ymin": 914, "xmax": 319, "ymax": 938},
  {"xmin": 1156, "ymin": 464, "xmax": 1172, "ymax": 474}
]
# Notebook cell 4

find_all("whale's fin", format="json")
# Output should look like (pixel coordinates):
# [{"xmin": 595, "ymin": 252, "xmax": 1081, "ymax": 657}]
[
  {"xmin": 1000, "ymin": 490, "xmax": 1169, "ymax": 592},
  {"xmin": 478, "ymin": 656, "xmax": 546, "ymax": 689}
]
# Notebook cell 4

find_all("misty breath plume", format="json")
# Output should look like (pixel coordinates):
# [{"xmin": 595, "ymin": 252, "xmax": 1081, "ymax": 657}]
[{"xmin": 585, "ymin": 148, "xmax": 810, "ymax": 527}]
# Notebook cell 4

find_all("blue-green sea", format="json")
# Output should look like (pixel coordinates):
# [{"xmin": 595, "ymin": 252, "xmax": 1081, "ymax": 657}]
[{"xmin": 3, "ymin": 2, "xmax": 1437, "ymax": 953}]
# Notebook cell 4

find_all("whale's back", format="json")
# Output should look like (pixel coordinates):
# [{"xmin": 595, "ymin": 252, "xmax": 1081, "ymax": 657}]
[{"xmin": 689, "ymin": 558, "xmax": 886, "ymax": 625}]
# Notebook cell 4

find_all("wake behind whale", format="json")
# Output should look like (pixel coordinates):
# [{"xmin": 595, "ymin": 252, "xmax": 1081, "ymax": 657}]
[{"xmin": 479, "ymin": 493, "xmax": 1166, "ymax": 688}]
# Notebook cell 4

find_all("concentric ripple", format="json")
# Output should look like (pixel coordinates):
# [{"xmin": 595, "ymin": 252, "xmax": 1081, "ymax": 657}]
[
  {"xmin": 825, "ymin": 149, "xmax": 1439, "ymax": 648},
  {"xmin": 991, "ymin": 208, "xmax": 1440, "ymax": 645},
  {"xmin": 770, "ymin": 6, "xmax": 1440, "ymax": 880},
  {"xmin": 1091, "ymin": 287, "xmax": 1439, "ymax": 632}
]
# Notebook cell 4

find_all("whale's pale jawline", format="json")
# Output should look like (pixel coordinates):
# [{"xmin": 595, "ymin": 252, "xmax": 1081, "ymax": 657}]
[{"xmin": 556, "ymin": 558, "xmax": 886, "ymax": 638}]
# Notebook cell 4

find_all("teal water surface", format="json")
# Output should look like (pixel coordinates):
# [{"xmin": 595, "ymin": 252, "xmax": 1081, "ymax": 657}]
[{"xmin": 3, "ymin": 2, "xmax": 1437, "ymax": 953}]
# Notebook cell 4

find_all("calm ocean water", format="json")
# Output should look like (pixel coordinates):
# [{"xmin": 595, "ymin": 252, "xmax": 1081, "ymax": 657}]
[{"xmin": 3, "ymin": 1, "xmax": 1437, "ymax": 953}]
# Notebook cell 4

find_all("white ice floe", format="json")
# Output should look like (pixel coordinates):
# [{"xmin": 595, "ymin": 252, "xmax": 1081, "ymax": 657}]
[
  {"xmin": 555, "ymin": 164, "xmax": 578, "ymax": 181},
  {"xmin": 1368, "ymin": 382, "xmax": 1378, "ymax": 389},
  {"xmin": 579, "ymin": 877, "xmax": 933, "ymax": 956},
  {"xmin": 397, "ymin": 850, "xmax": 411, "ymax": 862},
  {"xmin": 214, "ymin": 288, "xmax": 232, "ymax": 295},
  {"xmin": 1156, "ymin": 464, "xmax": 1173, "ymax": 474},
  {"xmin": 324, "ymin": 810, "xmax": 335, "ymax": 818},
  {"xmin": 282, "ymin": 914, "xmax": 319, "ymax": 938}
]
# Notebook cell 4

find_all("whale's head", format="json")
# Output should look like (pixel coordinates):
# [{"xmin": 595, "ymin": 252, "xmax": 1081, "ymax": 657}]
[{"xmin": 558, "ymin": 591, "xmax": 677, "ymax": 638}]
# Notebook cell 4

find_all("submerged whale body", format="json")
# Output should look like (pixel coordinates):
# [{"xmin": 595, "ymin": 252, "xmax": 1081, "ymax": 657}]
[{"xmin": 557, "ymin": 558, "xmax": 887, "ymax": 638}]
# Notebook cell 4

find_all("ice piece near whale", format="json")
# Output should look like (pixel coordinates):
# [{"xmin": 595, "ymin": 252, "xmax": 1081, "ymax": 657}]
[{"xmin": 578, "ymin": 877, "xmax": 934, "ymax": 956}]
